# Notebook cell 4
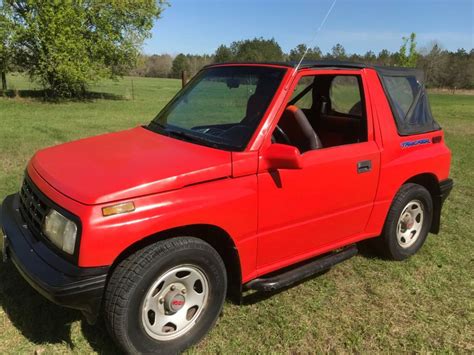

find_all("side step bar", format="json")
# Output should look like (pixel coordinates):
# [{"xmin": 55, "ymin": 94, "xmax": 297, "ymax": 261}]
[{"xmin": 245, "ymin": 245, "xmax": 358, "ymax": 292}]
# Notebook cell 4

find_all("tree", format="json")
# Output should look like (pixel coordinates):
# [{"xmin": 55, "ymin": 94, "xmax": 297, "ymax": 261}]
[
  {"xmin": 131, "ymin": 53, "xmax": 211, "ymax": 79},
  {"xmin": 329, "ymin": 43, "xmax": 347, "ymax": 60},
  {"xmin": 212, "ymin": 38, "xmax": 284, "ymax": 63},
  {"xmin": 186, "ymin": 54, "xmax": 213, "ymax": 77},
  {"xmin": 146, "ymin": 54, "xmax": 173, "ymax": 78},
  {"xmin": 230, "ymin": 38, "xmax": 284, "ymax": 62},
  {"xmin": 377, "ymin": 49, "xmax": 392, "ymax": 65},
  {"xmin": 214, "ymin": 45, "xmax": 233, "ymax": 63},
  {"xmin": 4, "ymin": 0, "xmax": 165, "ymax": 97},
  {"xmin": 398, "ymin": 32, "xmax": 418, "ymax": 67},
  {"xmin": 288, "ymin": 44, "xmax": 322, "ymax": 62},
  {"xmin": 130, "ymin": 54, "xmax": 174, "ymax": 78},
  {"xmin": 443, "ymin": 48, "xmax": 473, "ymax": 89},
  {"xmin": 171, "ymin": 54, "xmax": 190, "ymax": 78},
  {"xmin": 0, "ymin": 3, "xmax": 15, "ymax": 91},
  {"xmin": 363, "ymin": 50, "xmax": 377, "ymax": 64},
  {"xmin": 418, "ymin": 42, "xmax": 448, "ymax": 87}
]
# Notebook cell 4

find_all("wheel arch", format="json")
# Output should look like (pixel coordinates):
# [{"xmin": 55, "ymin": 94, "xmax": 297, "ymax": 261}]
[
  {"xmin": 403, "ymin": 173, "xmax": 442, "ymax": 233},
  {"xmin": 107, "ymin": 224, "xmax": 242, "ymax": 303}
]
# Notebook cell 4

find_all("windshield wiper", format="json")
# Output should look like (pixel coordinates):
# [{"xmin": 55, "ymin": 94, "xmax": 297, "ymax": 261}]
[
  {"xmin": 147, "ymin": 122, "xmax": 237, "ymax": 150},
  {"xmin": 169, "ymin": 127, "xmax": 240, "ymax": 150},
  {"xmin": 148, "ymin": 121, "xmax": 211, "ymax": 146},
  {"xmin": 147, "ymin": 121, "xmax": 169, "ymax": 135},
  {"xmin": 165, "ymin": 128, "xmax": 211, "ymax": 145}
]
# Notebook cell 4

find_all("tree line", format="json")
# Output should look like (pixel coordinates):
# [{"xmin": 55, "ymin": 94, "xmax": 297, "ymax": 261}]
[{"xmin": 136, "ymin": 36, "xmax": 473, "ymax": 89}]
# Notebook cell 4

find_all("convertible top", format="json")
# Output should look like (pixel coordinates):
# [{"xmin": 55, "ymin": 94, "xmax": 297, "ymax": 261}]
[{"xmin": 207, "ymin": 60, "xmax": 423, "ymax": 78}]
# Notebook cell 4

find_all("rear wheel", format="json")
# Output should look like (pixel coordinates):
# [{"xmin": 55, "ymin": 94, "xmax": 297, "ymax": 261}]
[
  {"xmin": 376, "ymin": 183, "xmax": 433, "ymax": 260},
  {"xmin": 104, "ymin": 237, "xmax": 227, "ymax": 354}
]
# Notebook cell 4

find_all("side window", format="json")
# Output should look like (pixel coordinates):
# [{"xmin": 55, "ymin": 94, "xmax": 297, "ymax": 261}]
[
  {"xmin": 329, "ymin": 76, "xmax": 362, "ymax": 116},
  {"xmin": 273, "ymin": 73, "xmax": 368, "ymax": 151},
  {"xmin": 381, "ymin": 74, "xmax": 440, "ymax": 135},
  {"xmin": 382, "ymin": 76, "xmax": 416, "ymax": 118},
  {"xmin": 289, "ymin": 76, "xmax": 313, "ymax": 110}
]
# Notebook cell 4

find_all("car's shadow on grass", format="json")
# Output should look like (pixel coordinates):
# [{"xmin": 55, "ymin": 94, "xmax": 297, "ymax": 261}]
[
  {"xmin": 241, "ymin": 241, "xmax": 381, "ymax": 305},
  {"xmin": 356, "ymin": 239, "xmax": 392, "ymax": 260},
  {"xmin": 241, "ymin": 269, "xmax": 331, "ymax": 305},
  {"xmin": 0, "ymin": 260, "xmax": 121, "ymax": 353}
]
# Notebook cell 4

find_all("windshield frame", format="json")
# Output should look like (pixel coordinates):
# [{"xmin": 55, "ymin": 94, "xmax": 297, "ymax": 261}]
[{"xmin": 148, "ymin": 65, "xmax": 289, "ymax": 151}]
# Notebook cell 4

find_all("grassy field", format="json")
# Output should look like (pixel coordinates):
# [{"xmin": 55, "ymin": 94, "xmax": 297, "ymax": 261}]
[{"xmin": 0, "ymin": 75, "xmax": 473, "ymax": 353}]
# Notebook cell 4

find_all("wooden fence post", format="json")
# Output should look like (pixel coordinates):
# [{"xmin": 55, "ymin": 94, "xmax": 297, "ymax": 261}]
[
  {"xmin": 181, "ymin": 70, "xmax": 187, "ymax": 88},
  {"xmin": 1, "ymin": 71, "xmax": 6, "ymax": 92}
]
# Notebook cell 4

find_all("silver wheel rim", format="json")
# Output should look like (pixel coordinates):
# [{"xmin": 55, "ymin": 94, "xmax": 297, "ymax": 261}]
[
  {"xmin": 396, "ymin": 199, "xmax": 424, "ymax": 249},
  {"xmin": 141, "ymin": 265, "xmax": 209, "ymax": 341}
]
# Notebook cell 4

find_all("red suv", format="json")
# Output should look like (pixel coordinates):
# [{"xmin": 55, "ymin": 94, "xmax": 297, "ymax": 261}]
[{"xmin": 1, "ymin": 62, "xmax": 453, "ymax": 353}]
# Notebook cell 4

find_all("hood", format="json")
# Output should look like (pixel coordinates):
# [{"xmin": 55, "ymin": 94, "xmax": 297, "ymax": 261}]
[{"xmin": 31, "ymin": 127, "xmax": 232, "ymax": 205}]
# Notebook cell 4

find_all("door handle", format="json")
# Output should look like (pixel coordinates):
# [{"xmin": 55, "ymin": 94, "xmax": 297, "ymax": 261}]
[{"xmin": 357, "ymin": 160, "xmax": 372, "ymax": 173}]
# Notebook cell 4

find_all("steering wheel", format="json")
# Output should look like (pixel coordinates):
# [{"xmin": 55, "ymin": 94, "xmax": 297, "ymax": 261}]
[{"xmin": 273, "ymin": 125, "xmax": 291, "ymax": 145}]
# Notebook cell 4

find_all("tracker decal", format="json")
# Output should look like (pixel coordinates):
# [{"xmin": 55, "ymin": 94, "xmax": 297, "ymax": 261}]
[{"xmin": 401, "ymin": 138, "xmax": 431, "ymax": 149}]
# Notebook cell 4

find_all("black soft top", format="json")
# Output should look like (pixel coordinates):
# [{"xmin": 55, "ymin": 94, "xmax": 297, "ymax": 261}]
[{"xmin": 209, "ymin": 60, "xmax": 421, "ymax": 75}]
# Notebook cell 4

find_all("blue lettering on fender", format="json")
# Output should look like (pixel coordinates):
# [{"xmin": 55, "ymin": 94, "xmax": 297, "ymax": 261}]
[{"xmin": 401, "ymin": 138, "xmax": 431, "ymax": 149}]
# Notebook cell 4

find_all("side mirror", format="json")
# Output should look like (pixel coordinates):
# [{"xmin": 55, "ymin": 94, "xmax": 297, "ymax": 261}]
[{"xmin": 263, "ymin": 144, "xmax": 302, "ymax": 170}]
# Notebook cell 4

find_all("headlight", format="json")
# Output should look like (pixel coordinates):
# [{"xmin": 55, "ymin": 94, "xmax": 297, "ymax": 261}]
[{"xmin": 42, "ymin": 209, "xmax": 77, "ymax": 255}]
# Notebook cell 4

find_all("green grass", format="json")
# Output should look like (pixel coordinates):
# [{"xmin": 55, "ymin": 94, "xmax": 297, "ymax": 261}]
[{"xmin": 0, "ymin": 76, "xmax": 473, "ymax": 353}]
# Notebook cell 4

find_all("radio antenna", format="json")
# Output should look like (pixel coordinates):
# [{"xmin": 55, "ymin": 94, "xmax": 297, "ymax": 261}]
[{"xmin": 294, "ymin": 0, "xmax": 338, "ymax": 72}]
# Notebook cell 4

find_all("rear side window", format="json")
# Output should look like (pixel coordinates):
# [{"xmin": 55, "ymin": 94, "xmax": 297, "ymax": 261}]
[
  {"xmin": 383, "ymin": 76, "xmax": 417, "ymax": 118},
  {"xmin": 329, "ymin": 76, "xmax": 362, "ymax": 115},
  {"xmin": 381, "ymin": 74, "xmax": 440, "ymax": 135}
]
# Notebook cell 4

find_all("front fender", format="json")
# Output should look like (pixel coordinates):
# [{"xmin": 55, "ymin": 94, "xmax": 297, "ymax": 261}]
[{"xmin": 81, "ymin": 175, "xmax": 258, "ymax": 278}]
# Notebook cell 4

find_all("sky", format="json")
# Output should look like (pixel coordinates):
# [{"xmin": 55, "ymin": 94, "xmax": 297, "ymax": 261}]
[{"xmin": 143, "ymin": 0, "xmax": 473, "ymax": 56}]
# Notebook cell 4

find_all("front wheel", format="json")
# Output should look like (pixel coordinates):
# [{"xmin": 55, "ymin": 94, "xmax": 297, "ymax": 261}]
[
  {"xmin": 104, "ymin": 237, "xmax": 227, "ymax": 354},
  {"xmin": 376, "ymin": 183, "xmax": 433, "ymax": 260}
]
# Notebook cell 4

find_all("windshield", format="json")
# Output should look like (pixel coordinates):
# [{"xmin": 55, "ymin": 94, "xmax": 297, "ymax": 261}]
[{"xmin": 148, "ymin": 66, "xmax": 286, "ymax": 150}]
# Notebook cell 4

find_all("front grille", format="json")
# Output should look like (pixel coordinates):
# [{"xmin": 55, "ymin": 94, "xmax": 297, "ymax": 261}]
[{"xmin": 19, "ymin": 176, "xmax": 49, "ymax": 240}]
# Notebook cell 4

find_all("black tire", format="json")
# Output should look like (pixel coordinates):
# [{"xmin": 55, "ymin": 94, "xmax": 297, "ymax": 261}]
[
  {"xmin": 103, "ymin": 237, "xmax": 227, "ymax": 354},
  {"xmin": 375, "ymin": 183, "xmax": 433, "ymax": 260}
]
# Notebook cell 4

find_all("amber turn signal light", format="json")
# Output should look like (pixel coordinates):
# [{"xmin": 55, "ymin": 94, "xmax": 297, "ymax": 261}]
[{"xmin": 102, "ymin": 202, "xmax": 135, "ymax": 217}]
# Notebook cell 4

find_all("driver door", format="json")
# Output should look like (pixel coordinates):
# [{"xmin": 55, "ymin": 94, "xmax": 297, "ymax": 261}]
[{"xmin": 256, "ymin": 71, "xmax": 380, "ymax": 270}]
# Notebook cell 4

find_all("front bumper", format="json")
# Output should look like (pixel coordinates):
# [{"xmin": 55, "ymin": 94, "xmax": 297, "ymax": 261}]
[{"xmin": 0, "ymin": 193, "xmax": 109, "ymax": 324}]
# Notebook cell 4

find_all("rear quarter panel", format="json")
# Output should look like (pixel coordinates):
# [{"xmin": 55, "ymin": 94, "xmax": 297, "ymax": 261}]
[{"xmin": 364, "ymin": 69, "xmax": 451, "ymax": 236}]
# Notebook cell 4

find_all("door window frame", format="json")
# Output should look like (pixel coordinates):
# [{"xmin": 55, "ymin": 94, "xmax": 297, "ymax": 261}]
[{"xmin": 258, "ymin": 69, "xmax": 377, "ymax": 158}]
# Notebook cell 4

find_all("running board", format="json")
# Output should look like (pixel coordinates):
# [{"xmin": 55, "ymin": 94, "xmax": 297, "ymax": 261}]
[{"xmin": 245, "ymin": 245, "xmax": 358, "ymax": 292}]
